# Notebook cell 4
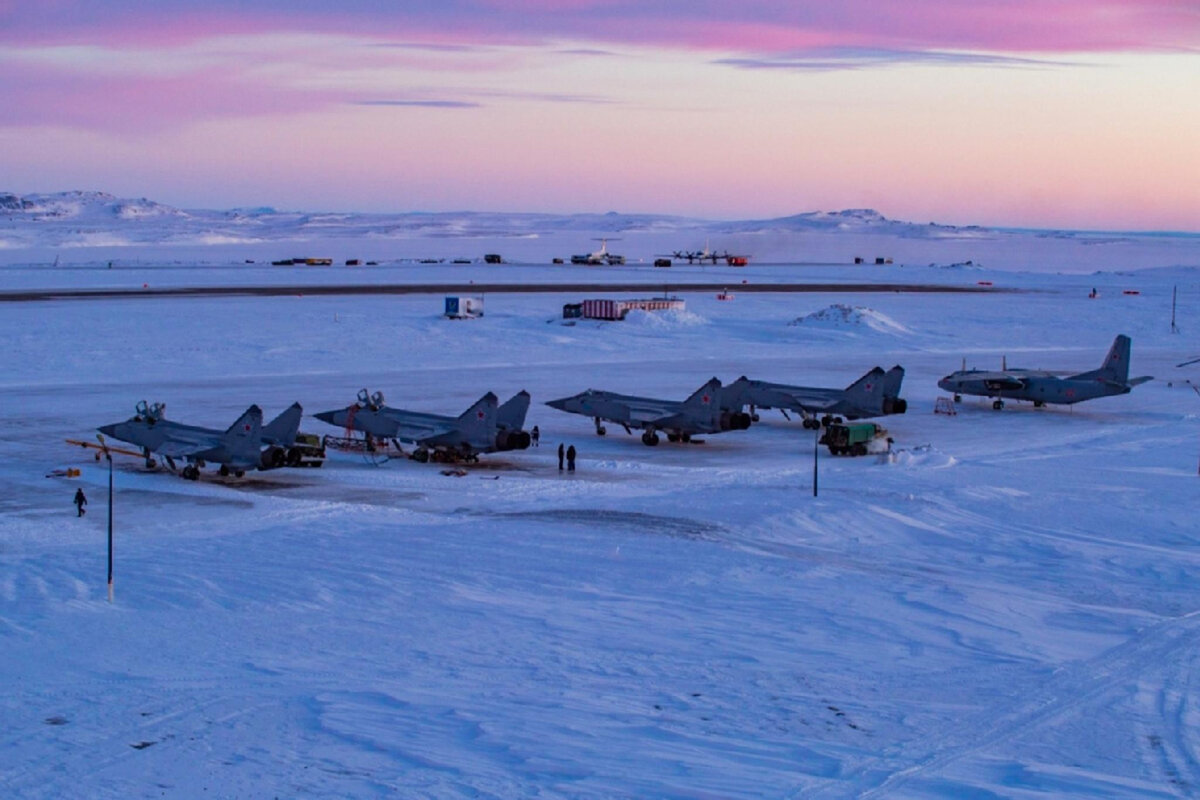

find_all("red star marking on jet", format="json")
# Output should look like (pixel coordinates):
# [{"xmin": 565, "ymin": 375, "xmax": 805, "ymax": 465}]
[
  {"xmin": 477, "ymin": 410, "xmax": 486, "ymax": 420},
  {"xmin": 701, "ymin": 394, "xmax": 711, "ymax": 404}
]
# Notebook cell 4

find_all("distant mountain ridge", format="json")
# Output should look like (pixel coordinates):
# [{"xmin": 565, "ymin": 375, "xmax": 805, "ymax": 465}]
[{"xmin": 0, "ymin": 190, "xmax": 994, "ymax": 249}]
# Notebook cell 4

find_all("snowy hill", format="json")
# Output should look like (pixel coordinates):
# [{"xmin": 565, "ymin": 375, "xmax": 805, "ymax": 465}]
[
  {"xmin": 0, "ymin": 190, "xmax": 1196, "ymax": 274},
  {"xmin": 0, "ymin": 190, "xmax": 980, "ymax": 248}
]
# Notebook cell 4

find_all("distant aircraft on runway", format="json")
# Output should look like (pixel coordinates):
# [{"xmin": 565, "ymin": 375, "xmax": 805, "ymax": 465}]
[
  {"xmin": 97, "ymin": 400, "xmax": 304, "ymax": 479},
  {"xmin": 545, "ymin": 378, "xmax": 752, "ymax": 445},
  {"xmin": 938, "ymin": 334, "xmax": 1151, "ymax": 410},
  {"xmin": 314, "ymin": 389, "xmax": 531, "ymax": 462},
  {"xmin": 726, "ymin": 366, "xmax": 907, "ymax": 429},
  {"xmin": 571, "ymin": 238, "xmax": 625, "ymax": 265}
]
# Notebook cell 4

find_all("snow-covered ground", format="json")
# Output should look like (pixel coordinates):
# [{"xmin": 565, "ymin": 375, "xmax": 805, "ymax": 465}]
[{"xmin": 1, "ymin": 208, "xmax": 1200, "ymax": 797}]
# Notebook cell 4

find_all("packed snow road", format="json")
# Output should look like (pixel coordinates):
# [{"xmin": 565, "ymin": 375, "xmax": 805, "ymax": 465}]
[{"xmin": 1, "ymin": 264, "xmax": 1198, "ymax": 798}]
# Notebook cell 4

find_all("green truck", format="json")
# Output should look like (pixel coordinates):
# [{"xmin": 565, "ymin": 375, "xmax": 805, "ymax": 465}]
[{"xmin": 820, "ymin": 422, "xmax": 889, "ymax": 456}]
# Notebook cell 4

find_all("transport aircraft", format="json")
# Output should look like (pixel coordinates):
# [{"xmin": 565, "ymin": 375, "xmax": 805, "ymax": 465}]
[
  {"xmin": 571, "ymin": 238, "xmax": 625, "ymax": 265},
  {"xmin": 315, "ymin": 389, "xmax": 531, "ymax": 462},
  {"xmin": 97, "ymin": 401, "xmax": 304, "ymax": 479},
  {"xmin": 938, "ymin": 334, "xmax": 1151, "ymax": 409},
  {"xmin": 545, "ymin": 378, "xmax": 752, "ymax": 446}
]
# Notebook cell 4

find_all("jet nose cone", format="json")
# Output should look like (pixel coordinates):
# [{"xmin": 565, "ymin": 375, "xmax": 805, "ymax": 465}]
[
  {"xmin": 97, "ymin": 423, "xmax": 119, "ymax": 437},
  {"xmin": 545, "ymin": 397, "xmax": 570, "ymax": 411},
  {"xmin": 313, "ymin": 409, "xmax": 341, "ymax": 425}
]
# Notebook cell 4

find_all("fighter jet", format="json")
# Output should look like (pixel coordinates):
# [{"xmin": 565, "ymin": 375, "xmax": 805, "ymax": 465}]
[
  {"xmin": 725, "ymin": 366, "xmax": 907, "ymax": 429},
  {"xmin": 545, "ymin": 377, "xmax": 752, "ymax": 446},
  {"xmin": 314, "ymin": 388, "xmax": 531, "ymax": 462},
  {"xmin": 938, "ymin": 334, "xmax": 1151, "ymax": 410},
  {"xmin": 97, "ymin": 400, "xmax": 304, "ymax": 479}
]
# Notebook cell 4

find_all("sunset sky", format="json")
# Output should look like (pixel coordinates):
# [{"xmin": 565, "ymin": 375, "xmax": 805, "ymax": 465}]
[{"xmin": 1, "ymin": 1, "xmax": 1197, "ymax": 230}]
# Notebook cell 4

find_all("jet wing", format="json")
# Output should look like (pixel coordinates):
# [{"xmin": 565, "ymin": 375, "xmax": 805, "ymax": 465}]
[
  {"xmin": 155, "ymin": 435, "xmax": 225, "ymax": 462},
  {"xmin": 389, "ymin": 417, "xmax": 459, "ymax": 444},
  {"xmin": 624, "ymin": 401, "xmax": 680, "ymax": 425}
]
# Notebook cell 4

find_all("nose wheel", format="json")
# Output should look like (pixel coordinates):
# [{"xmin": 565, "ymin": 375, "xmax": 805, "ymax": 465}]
[
  {"xmin": 641, "ymin": 431, "xmax": 660, "ymax": 446},
  {"xmin": 992, "ymin": 400, "xmax": 1005, "ymax": 410}
]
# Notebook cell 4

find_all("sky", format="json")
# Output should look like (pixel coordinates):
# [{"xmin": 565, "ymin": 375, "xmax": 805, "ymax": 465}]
[{"xmin": 1, "ymin": 1, "xmax": 1197, "ymax": 230}]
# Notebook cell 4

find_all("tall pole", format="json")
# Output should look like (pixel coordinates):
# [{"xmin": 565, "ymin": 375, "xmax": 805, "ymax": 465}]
[
  {"xmin": 107, "ymin": 451, "xmax": 113, "ymax": 602},
  {"xmin": 98, "ymin": 434, "xmax": 114, "ymax": 603},
  {"xmin": 812, "ymin": 427, "xmax": 819, "ymax": 497},
  {"xmin": 1171, "ymin": 285, "xmax": 1180, "ymax": 334}
]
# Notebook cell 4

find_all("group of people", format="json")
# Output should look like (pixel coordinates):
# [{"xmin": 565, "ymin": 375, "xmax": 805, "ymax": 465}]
[{"xmin": 532, "ymin": 425, "xmax": 577, "ymax": 472}]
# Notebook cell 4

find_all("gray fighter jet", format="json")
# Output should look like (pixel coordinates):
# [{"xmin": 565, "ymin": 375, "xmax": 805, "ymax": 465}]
[
  {"xmin": 545, "ymin": 377, "xmax": 752, "ymax": 445},
  {"xmin": 97, "ymin": 400, "xmax": 304, "ymax": 479},
  {"xmin": 938, "ymin": 334, "xmax": 1151, "ymax": 410},
  {"xmin": 314, "ymin": 388, "xmax": 531, "ymax": 462},
  {"xmin": 725, "ymin": 366, "xmax": 907, "ymax": 430}
]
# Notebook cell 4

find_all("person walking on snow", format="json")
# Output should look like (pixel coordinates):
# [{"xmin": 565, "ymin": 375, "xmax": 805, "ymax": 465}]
[
  {"xmin": 531, "ymin": 425, "xmax": 540, "ymax": 447},
  {"xmin": 557, "ymin": 442, "xmax": 565, "ymax": 471},
  {"xmin": 566, "ymin": 445, "xmax": 576, "ymax": 473},
  {"xmin": 74, "ymin": 488, "xmax": 87, "ymax": 517}
]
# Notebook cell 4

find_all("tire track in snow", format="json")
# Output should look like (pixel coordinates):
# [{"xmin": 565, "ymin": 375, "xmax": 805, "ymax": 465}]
[{"xmin": 803, "ymin": 609, "xmax": 1200, "ymax": 798}]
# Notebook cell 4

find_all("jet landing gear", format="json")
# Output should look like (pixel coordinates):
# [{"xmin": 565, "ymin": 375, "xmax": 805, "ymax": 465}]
[
  {"xmin": 593, "ymin": 417, "xmax": 607, "ymax": 436},
  {"xmin": 181, "ymin": 464, "xmax": 201, "ymax": 481},
  {"xmin": 641, "ymin": 431, "xmax": 660, "ymax": 446},
  {"xmin": 992, "ymin": 399, "xmax": 1005, "ymax": 410},
  {"xmin": 801, "ymin": 418, "xmax": 821, "ymax": 430},
  {"xmin": 665, "ymin": 433, "xmax": 693, "ymax": 443}
]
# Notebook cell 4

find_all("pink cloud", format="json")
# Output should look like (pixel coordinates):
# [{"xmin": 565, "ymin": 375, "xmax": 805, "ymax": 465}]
[
  {"xmin": 2, "ymin": 62, "xmax": 343, "ymax": 133},
  {"xmin": 1, "ymin": 2, "xmax": 1195, "ymax": 53}
]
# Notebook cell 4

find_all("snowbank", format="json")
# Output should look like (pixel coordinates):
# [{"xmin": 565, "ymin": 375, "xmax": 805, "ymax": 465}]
[{"xmin": 788, "ymin": 303, "xmax": 912, "ymax": 335}]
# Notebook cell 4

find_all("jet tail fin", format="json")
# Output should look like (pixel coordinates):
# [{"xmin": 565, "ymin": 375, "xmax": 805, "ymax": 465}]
[
  {"xmin": 1073, "ymin": 335, "xmax": 1132, "ymax": 384},
  {"xmin": 683, "ymin": 377, "xmax": 723, "ymax": 409},
  {"xmin": 456, "ymin": 392, "xmax": 499, "ymax": 441},
  {"xmin": 222, "ymin": 405, "xmax": 264, "ymax": 462},
  {"xmin": 262, "ymin": 402, "xmax": 303, "ymax": 445},
  {"xmin": 843, "ymin": 367, "xmax": 888, "ymax": 414},
  {"xmin": 881, "ymin": 366, "xmax": 907, "ymax": 414},
  {"xmin": 497, "ymin": 391, "xmax": 531, "ymax": 431}
]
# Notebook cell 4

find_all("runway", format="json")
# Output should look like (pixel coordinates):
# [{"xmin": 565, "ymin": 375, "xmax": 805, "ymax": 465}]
[{"xmin": 0, "ymin": 281, "xmax": 1006, "ymax": 302}]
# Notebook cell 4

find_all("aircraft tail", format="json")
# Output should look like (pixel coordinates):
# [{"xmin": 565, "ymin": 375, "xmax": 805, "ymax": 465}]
[
  {"xmin": 721, "ymin": 377, "xmax": 752, "ymax": 410},
  {"xmin": 683, "ymin": 378, "xmax": 723, "ymax": 410},
  {"xmin": 497, "ymin": 391, "xmax": 531, "ymax": 431},
  {"xmin": 843, "ymin": 367, "xmax": 888, "ymax": 414},
  {"xmin": 495, "ymin": 391, "xmax": 532, "ymax": 450},
  {"xmin": 222, "ymin": 405, "xmax": 264, "ymax": 464},
  {"xmin": 262, "ymin": 402, "xmax": 303, "ymax": 445},
  {"xmin": 456, "ymin": 392, "xmax": 499, "ymax": 445},
  {"xmin": 881, "ymin": 366, "xmax": 907, "ymax": 414},
  {"xmin": 681, "ymin": 377, "xmax": 723, "ymax": 429},
  {"xmin": 1072, "ymin": 335, "xmax": 1132, "ymax": 384}
]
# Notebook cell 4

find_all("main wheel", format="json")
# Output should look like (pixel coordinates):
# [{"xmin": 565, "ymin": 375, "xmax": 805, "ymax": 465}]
[
  {"xmin": 953, "ymin": 394, "xmax": 962, "ymax": 403},
  {"xmin": 596, "ymin": 426, "xmax": 607, "ymax": 436},
  {"xmin": 641, "ymin": 431, "xmax": 660, "ymax": 446},
  {"xmin": 1033, "ymin": 400, "xmax": 1045, "ymax": 408},
  {"xmin": 667, "ymin": 433, "xmax": 680, "ymax": 443},
  {"xmin": 218, "ymin": 465, "xmax": 230, "ymax": 477},
  {"xmin": 413, "ymin": 449, "xmax": 430, "ymax": 463},
  {"xmin": 751, "ymin": 413, "xmax": 760, "ymax": 422},
  {"xmin": 992, "ymin": 400, "xmax": 1004, "ymax": 410}
]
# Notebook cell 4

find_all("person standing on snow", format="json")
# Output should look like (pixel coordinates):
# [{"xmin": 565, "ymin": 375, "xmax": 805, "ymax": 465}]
[
  {"xmin": 531, "ymin": 426, "xmax": 540, "ymax": 447},
  {"xmin": 566, "ymin": 445, "xmax": 576, "ymax": 472},
  {"xmin": 557, "ymin": 442, "xmax": 565, "ymax": 471},
  {"xmin": 74, "ymin": 488, "xmax": 87, "ymax": 517}
]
